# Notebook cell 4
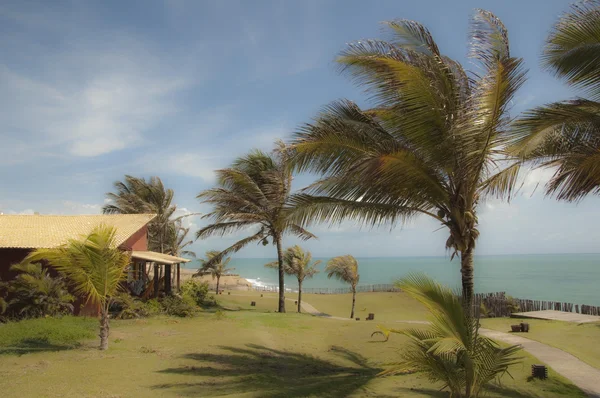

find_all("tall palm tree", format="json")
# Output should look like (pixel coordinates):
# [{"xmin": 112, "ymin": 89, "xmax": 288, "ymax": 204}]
[
  {"xmin": 103, "ymin": 175, "xmax": 196, "ymax": 254},
  {"xmin": 288, "ymin": 10, "xmax": 526, "ymax": 309},
  {"xmin": 196, "ymin": 145, "xmax": 316, "ymax": 313},
  {"xmin": 24, "ymin": 225, "xmax": 130, "ymax": 350},
  {"xmin": 165, "ymin": 220, "xmax": 196, "ymax": 258},
  {"xmin": 198, "ymin": 250, "xmax": 234, "ymax": 294},
  {"xmin": 510, "ymin": 1, "xmax": 600, "ymax": 201},
  {"xmin": 266, "ymin": 245, "xmax": 321, "ymax": 313},
  {"xmin": 325, "ymin": 255, "xmax": 359, "ymax": 318},
  {"xmin": 378, "ymin": 274, "xmax": 522, "ymax": 397}
]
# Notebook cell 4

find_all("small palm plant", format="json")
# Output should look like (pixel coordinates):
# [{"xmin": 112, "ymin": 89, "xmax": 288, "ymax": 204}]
[
  {"xmin": 3, "ymin": 262, "xmax": 74, "ymax": 319},
  {"xmin": 325, "ymin": 255, "xmax": 360, "ymax": 318},
  {"xmin": 24, "ymin": 225, "xmax": 131, "ymax": 350},
  {"xmin": 266, "ymin": 246, "xmax": 321, "ymax": 313},
  {"xmin": 198, "ymin": 250, "xmax": 234, "ymax": 294},
  {"xmin": 378, "ymin": 274, "xmax": 522, "ymax": 397}
]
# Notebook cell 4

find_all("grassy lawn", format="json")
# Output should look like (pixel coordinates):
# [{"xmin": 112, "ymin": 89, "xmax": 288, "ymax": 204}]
[
  {"xmin": 481, "ymin": 317, "xmax": 600, "ymax": 370},
  {"xmin": 0, "ymin": 303, "xmax": 586, "ymax": 397}
]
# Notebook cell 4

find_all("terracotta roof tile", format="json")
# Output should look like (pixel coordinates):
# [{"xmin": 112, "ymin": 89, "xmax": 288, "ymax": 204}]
[{"xmin": 0, "ymin": 214, "xmax": 156, "ymax": 249}]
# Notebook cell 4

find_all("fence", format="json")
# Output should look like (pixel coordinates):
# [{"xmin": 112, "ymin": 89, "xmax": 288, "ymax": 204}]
[
  {"xmin": 474, "ymin": 292, "xmax": 600, "ymax": 317},
  {"xmin": 252, "ymin": 283, "xmax": 400, "ymax": 294}
]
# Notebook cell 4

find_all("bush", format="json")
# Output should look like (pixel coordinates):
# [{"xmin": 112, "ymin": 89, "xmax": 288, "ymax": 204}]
[
  {"xmin": 110, "ymin": 292, "xmax": 154, "ymax": 319},
  {"xmin": 160, "ymin": 295, "xmax": 197, "ymax": 317},
  {"xmin": 2, "ymin": 263, "xmax": 74, "ymax": 320},
  {"xmin": 0, "ymin": 316, "xmax": 96, "ymax": 355},
  {"xmin": 181, "ymin": 279, "xmax": 209, "ymax": 306}
]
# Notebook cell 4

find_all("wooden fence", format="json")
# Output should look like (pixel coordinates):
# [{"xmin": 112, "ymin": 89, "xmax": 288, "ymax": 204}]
[
  {"xmin": 474, "ymin": 292, "xmax": 600, "ymax": 317},
  {"xmin": 252, "ymin": 283, "xmax": 400, "ymax": 294}
]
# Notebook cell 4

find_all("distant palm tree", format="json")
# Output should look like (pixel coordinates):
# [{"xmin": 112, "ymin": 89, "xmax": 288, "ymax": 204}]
[
  {"xmin": 198, "ymin": 250, "xmax": 234, "ymax": 294},
  {"xmin": 25, "ymin": 225, "xmax": 130, "ymax": 350},
  {"xmin": 196, "ymin": 145, "xmax": 316, "ymax": 313},
  {"xmin": 378, "ymin": 274, "xmax": 522, "ymax": 397},
  {"xmin": 289, "ymin": 10, "xmax": 525, "ymax": 310},
  {"xmin": 511, "ymin": 1, "xmax": 600, "ymax": 201},
  {"xmin": 103, "ymin": 175, "xmax": 196, "ymax": 254},
  {"xmin": 325, "ymin": 255, "xmax": 359, "ymax": 318},
  {"xmin": 165, "ymin": 220, "xmax": 196, "ymax": 258},
  {"xmin": 266, "ymin": 245, "xmax": 321, "ymax": 313}
]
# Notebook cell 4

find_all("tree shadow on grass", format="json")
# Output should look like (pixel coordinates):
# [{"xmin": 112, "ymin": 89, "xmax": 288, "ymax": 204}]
[
  {"xmin": 152, "ymin": 344, "xmax": 380, "ymax": 397},
  {"xmin": 0, "ymin": 337, "xmax": 81, "ymax": 356}
]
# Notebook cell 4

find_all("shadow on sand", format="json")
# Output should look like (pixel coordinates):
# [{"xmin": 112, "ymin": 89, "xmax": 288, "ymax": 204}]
[{"xmin": 152, "ymin": 344, "xmax": 380, "ymax": 397}]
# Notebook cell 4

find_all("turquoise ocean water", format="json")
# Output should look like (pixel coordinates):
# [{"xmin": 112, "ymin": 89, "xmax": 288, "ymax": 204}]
[{"xmin": 186, "ymin": 254, "xmax": 600, "ymax": 306}]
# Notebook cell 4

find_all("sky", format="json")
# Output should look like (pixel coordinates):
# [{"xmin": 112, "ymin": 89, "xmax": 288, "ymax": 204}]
[{"xmin": 1, "ymin": 0, "xmax": 597, "ymax": 259}]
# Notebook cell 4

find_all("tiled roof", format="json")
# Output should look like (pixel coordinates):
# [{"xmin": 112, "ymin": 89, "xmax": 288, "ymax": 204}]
[{"xmin": 0, "ymin": 214, "xmax": 156, "ymax": 249}]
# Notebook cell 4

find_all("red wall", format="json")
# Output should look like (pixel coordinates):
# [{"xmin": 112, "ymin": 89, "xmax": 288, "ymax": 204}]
[{"xmin": 120, "ymin": 225, "xmax": 148, "ymax": 251}]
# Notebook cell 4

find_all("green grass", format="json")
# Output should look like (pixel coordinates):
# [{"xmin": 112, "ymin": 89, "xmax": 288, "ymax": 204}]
[
  {"xmin": 0, "ymin": 316, "xmax": 97, "ymax": 355},
  {"xmin": 481, "ymin": 317, "xmax": 600, "ymax": 370},
  {"xmin": 0, "ymin": 306, "xmax": 586, "ymax": 397}
]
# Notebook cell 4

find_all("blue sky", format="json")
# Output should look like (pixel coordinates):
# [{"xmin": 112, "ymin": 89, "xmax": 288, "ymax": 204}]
[{"xmin": 1, "ymin": 0, "xmax": 597, "ymax": 259}]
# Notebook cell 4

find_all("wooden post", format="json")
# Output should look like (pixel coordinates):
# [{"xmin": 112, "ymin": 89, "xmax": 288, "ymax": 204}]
[
  {"xmin": 153, "ymin": 263, "xmax": 159, "ymax": 298},
  {"xmin": 165, "ymin": 264, "xmax": 172, "ymax": 295},
  {"xmin": 177, "ymin": 263, "xmax": 181, "ymax": 291}
]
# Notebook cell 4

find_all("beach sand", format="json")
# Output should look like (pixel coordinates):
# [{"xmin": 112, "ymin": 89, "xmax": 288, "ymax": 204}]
[{"xmin": 179, "ymin": 268, "xmax": 253, "ymax": 291}]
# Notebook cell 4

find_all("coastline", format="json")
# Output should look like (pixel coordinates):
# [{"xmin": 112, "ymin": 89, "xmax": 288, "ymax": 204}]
[{"xmin": 180, "ymin": 268, "xmax": 253, "ymax": 291}]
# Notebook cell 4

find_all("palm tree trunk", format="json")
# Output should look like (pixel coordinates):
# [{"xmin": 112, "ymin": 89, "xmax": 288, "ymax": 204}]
[
  {"xmin": 275, "ymin": 234, "xmax": 286, "ymax": 313},
  {"xmin": 216, "ymin": 276, "xmax": 220, "ymax": 294},
  {"xmin": 297, "ymin": 279, "xmax": 302, "ymax": 313},
  {"xmin": 99, "ymin": 304, "xmax": 109, "ymax": 350},
  {"xmin": 461, "ymin": 246, "xmax": 475, "ymax": 315},
  {"xmin": 350, "ymin": 286, "xmax": 356, "ymax": 319}
]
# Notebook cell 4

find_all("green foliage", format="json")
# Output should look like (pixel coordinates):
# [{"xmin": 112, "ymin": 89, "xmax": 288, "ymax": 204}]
[
  {"xmin": 288, "ymin": 10, "xmax": 526, "ymax": 304},
  {"xmin": 109, "ymin": 292, "xmax": 156, "ymax": 319},
  {"xmin": 265, "ymin": 245, "xmax": 321, "ymax": 282},
  {"xmin": 160, "ymin": 295, "xmax": 197, "ymax": 317},
  {"xmin": 511, "ymin": 1, "xmax": 600, "ymax": 201},
  {"xmin": 3, "ymin": 263, "xmax": 74, "ymax": 320},
  {"xmin": 380, "ymin": 274, "xmax": 522, "ymax": 397},
  {"xmin": 144, "ymin": 298, "xmax": 162, "ymax": 314},
  {"xmin": 0, "ymin": 316, "xmax": 96, "ymax": 355},
  {"xmin": 325, "ymin": 255, "xmax": 359, "ymax": 288},
  {"xmin": 181, "ymin": 279, "xmax": 210, "ymax": 306},
  {"xmin": 505, "ymin": 295, "xmax": 520, "ymax": 314}
]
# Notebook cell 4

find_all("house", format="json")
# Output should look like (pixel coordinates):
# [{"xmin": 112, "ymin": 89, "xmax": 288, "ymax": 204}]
[{"xmin": 0, "ymin": 214, "xmax": 191, "ymax": 315}]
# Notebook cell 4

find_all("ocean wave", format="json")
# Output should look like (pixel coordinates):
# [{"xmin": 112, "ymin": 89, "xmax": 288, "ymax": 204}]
[{"xmin": 244, "ymin": 277, "xmax": 295, "ymax": 292}]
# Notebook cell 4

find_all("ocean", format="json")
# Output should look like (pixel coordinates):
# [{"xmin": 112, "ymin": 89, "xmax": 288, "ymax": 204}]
[{"xmin": 186, "ymin": 254, "xmax": 600, "ymax": 306}]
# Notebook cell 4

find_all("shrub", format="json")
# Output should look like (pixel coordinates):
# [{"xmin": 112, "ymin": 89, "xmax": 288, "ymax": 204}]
[
  {"xmin": 506, "ymin": 295, "xmax": 520, "ymax": 314},
  {"xmin": 110, "ymin": 292, "xmax": 153, "ymax": 319},
  {"xmin": 160, "ymin": 295, "xmax": 197, "ymax": 317},
  {"xmin": 181, "ymin": 279, "xmax": 209, "ymax": 306},
  {"xmin": 3, "ymin": 263, "xmax": 74, "ymax": 320}
]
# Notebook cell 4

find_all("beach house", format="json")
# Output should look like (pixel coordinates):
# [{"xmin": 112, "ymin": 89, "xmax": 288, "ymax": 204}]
[{"xmin": 0, "ymin": 214, "xmax": 190, "ymax": 314}]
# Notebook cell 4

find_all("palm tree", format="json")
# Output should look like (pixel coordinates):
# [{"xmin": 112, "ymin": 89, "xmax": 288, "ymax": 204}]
[
  {"xmin": 378, "ymin": 274, "xmax": 522, "ymax": 397},
  {"xmin": 266, "ymin": 245, "xmax": 321, "ymax": 313},
  {"xmin": 103, "ymin": 175, "xmax": 196, "ymax": 254},
  {"xmin": 196, "ymin": 145, "xmax": 316, "ymax": 313},
  {"xmin": 325, "ymin": 255, "xmax": 359, "ymax": 318},
  {"xmin": 24, "ymin": 225, "xmax": 131, "ymax": 350},
  {"xmin": 198, "ymin": 250, "xmax": 234, "ymax": 294},
  {"xmin": 165, "ymin": 220, "xmax": 196, "ymax": 258},
  {"xmin": 510, "ymin": 1, "xmax": 600, "ymax": 201},
  {"xmin": 288, "ymin": 10, "xmax": 525, "ymax": 309}
]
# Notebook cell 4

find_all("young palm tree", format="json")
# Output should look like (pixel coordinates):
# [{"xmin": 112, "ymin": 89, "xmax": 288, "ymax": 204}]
[
  {"xmin": 24, "ymin": 225, "xmax": 131, "ymax": 350},
  {"xmin": 103, "ymin": 175, "xmax": 196, "ymax": 254},
  {"xmin": 198, "ymin": 250, "xmax": 234, "ymax": 294},
  {"xmin": 510, "ymin": 1, "xmax": 600, "ymax": 201},
  {"xmin": 325, "ymin": 255, "xmax": 359, "ymax": 318},
  {"xmin": 289, "ymin": 10, "xmax": 526, "ymax": 309},
  {"xmin": 378, "ymin": 274, "xmax": 522, "ymax": 397},
  {"xmin": 196, "ymin": 145, "xmax": 316, "ymax": 313},
  {"xmin": 266, "ymin": 245, "xmax": 321, "ymax": 313}
]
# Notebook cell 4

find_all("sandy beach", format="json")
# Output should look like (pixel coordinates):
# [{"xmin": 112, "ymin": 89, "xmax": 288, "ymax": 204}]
[{"xmin": 179, "ymin": 268, "xmax": 253, "ymax": 291}]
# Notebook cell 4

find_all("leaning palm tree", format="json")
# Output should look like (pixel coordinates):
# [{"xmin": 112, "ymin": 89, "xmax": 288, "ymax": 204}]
[
  {"xmin": 103, "ymin": 175, "xmax": 196, "ymax": 254},
  {"xmin": 24, "ymin": 225, "xmax": 130, "ymax": 350},
  {"xmin": 289, "ymin": 10, "xmax": 526, "ymax": 309},
  {"xmin": 165, "ymin": 220, "xmax": 196, "ymax": 258},
  {"xmin": 377, "ymin": 274, "xmax": 522, "ymax": 397},
  {"xmin": 325, "ymin": 255, "xmax": 359, "ymax": 318},
  {"xmin": 198, "ymin": 250, "xmax": 234, "ymax": 294},
  {"xmin": 196, "ymin": 144, "xmax": 316, "ymax": 313},
  {"xmin": 266, "ymin": 245, "xmax": 321, "ymax": 313},
  {"xmin": 510, "ymin": 1, "xmax": 600, "ymax": 201}
]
